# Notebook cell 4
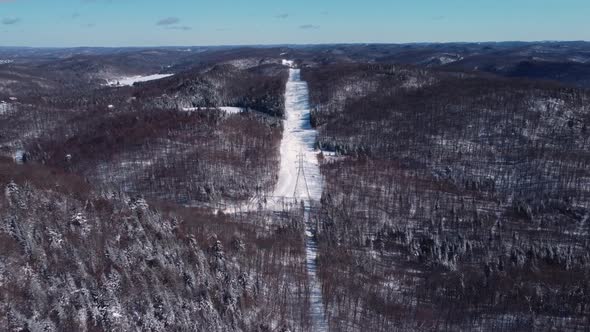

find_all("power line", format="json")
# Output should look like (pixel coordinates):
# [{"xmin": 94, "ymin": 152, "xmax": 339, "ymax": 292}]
[{"xmin": 294, "ymin": 148, "xmax": 312, "ymax": 200}]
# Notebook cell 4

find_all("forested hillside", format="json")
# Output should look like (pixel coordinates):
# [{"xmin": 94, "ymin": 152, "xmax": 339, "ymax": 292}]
[
  {"xmin": 303, "ymin": 63, "xmax": 590, "ymax": 330},
  {"xmin": 2, "ymin": 44, "xmax": 590, "ymax": 331},
  {"xmin": 1, "ymin": 63, "xmax": 287, "ymax": 207},
  {"xmin": 0, "ymin": 157, "xmax": 313, "ymax": 331}
]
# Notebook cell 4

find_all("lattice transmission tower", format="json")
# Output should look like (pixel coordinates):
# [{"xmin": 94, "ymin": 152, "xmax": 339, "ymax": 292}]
[{"xmin": 293, "ymin": 148, "xmax": 312, "ymax": 201}]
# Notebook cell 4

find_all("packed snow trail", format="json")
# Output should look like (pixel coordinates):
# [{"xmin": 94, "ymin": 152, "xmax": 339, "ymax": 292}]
[{"xmin": 277, "ymin": 67, "xmax": 327, "ymax": 331}]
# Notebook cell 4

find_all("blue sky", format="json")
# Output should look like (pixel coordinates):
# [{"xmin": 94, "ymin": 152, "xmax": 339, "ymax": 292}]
[{"xmin": 0, "ymin": 0, "xmax": 589, "ymax": 47}]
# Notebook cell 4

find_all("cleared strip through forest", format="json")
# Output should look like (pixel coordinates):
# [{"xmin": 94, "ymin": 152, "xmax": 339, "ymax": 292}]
[{"xmin": 278, "ymin": 66, "xmax": 327, "ymax": 331}]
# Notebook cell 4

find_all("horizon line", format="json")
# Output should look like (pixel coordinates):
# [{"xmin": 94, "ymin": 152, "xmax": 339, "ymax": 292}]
[{"xmin": 1, "ymin": 40, "xmax": 589, "ymax": 49}]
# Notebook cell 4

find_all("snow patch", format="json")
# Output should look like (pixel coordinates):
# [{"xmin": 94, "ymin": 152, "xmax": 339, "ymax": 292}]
[
  {"xmin": 70, "ymin": 212, "xmax": 87, "ymax": 226},
  {"xmin": 128, "ymin": 197, "xmax": 149, "ymax": 211},
  {"xmin": 0, "ymin": 101, "xmax": 9, "ymax": 115},
  {"xmin": 569, "ymin": 56, "xmax": 590, "ymax": 63},
  {"xmin": 5, "ymin": 181, "xmax": 19, "ymax": 199},
  {"xmin": 181, "ymin": 106, "xmax": 244, "ymax": 114},
  {"xmin": 422, "ymin": 54, "xmax": 463, "ymax": 66},
  {"xmin": 282, "ymin": 59, "xmax": 295, "ymax": 68},
  {"xmin": 14, "ymin": 150, "xmax": 25, "ymax": 164},
  {"xmin": 106, "ymin": 74, "xmax": 173, "ymax": 87}
]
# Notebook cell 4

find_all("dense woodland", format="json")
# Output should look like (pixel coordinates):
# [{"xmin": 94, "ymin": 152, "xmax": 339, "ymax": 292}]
[
  {"xmin": 0, "ymin": 157, "xmax": 313, "ymax": 331},
  {"xmin": 137, "ymin": 63, "xmax": 288, "ymax": 117},
  {"xmin": 303, "ymin": 63, "xmax": 590, "ymax": 330}
]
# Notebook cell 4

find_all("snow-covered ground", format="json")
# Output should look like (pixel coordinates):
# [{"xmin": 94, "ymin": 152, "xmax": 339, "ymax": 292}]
[
  {"xmin": 14, "ymin": 150, "xmax": 26, "ymax": 165},
  {"xmin": 276, "ymin": 67, "xmax": 327, "ymax": 331},
  {"xmin": 181, "ymin": 106, "xmax": 244, "ymax": 114},
  {"xmin": 282, "ymin": 59, "xmax": 295, "ymax": 68},
  {"xmin": 0, "ymin": 59, "xmax": 14, "ymax": 65},
  {"xmin": 304, "ymin": 205, "xmax": 328, "ymax": 332},
  {"xmin": 217, "ymin": 68, "xmax": 324, "ymax": 207},
  {"xmin": 222, "ymin": 68, "xmax": 323, "ymax": 212},
  {"xmin": 216, "ymin": 64, "xmax": 328, "ymax": 330},
  {"xmin": 217, "ymin": 65, "xmax": 327, "ymax": 328},
  {"xmin": 271, "ymin": 68, "xmax": 323, "ymax": 203},
  {"xmin": 0, "ymin": 101, "xmax": 14, "ymax": 115},
  {"xmin": 569, "ymin": 56, "xmax": 590, "ymax": 63},
  {"xmin": 106, "ymin": 74, "xmax": 173, "ymax": 87}
]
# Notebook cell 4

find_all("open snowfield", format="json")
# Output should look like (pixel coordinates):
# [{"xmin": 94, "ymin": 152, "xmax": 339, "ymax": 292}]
[{"xmin": 106, "ymin": 74, "xmax": 173, "ymax": 86}]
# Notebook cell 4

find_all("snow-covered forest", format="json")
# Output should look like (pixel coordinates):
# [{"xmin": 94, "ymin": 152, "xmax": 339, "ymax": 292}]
[
  {"xmin": 303, "ymin": 62, "xmax": 590, "ymax": 330},
  {"xmin": 2, "ymin": 43, "xmax": 590, "ymax": 331}
]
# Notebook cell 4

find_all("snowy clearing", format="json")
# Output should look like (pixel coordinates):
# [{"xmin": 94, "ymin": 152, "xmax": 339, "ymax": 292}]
[
  {"xmin": 224, "ymin": 67, "xmax": 324, "ymax": 212},
  {"xmin": 106, "ymin": 74, "xmax": 173, "ymax": 87},
  {"xmin": 271, "ymin": 68, "xmax": 323, "ymax": 203},
  {"xmin": 276, "ymin": 67, "xmax": 327, "ymax": 331},
  {"xmin": 181, "ymin": 106, "xmax": 244, "ymax": 114},
  {"xmin": 222, "ymin": 67, "xmax": 324, "ymax": 211},
  {"xmin": 218, "ymin": 65, "xmax": 328, "ymax": 330},
  {"xmin": 282, "ymin": 59, "xmax": 295, "ymax": 68}
]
